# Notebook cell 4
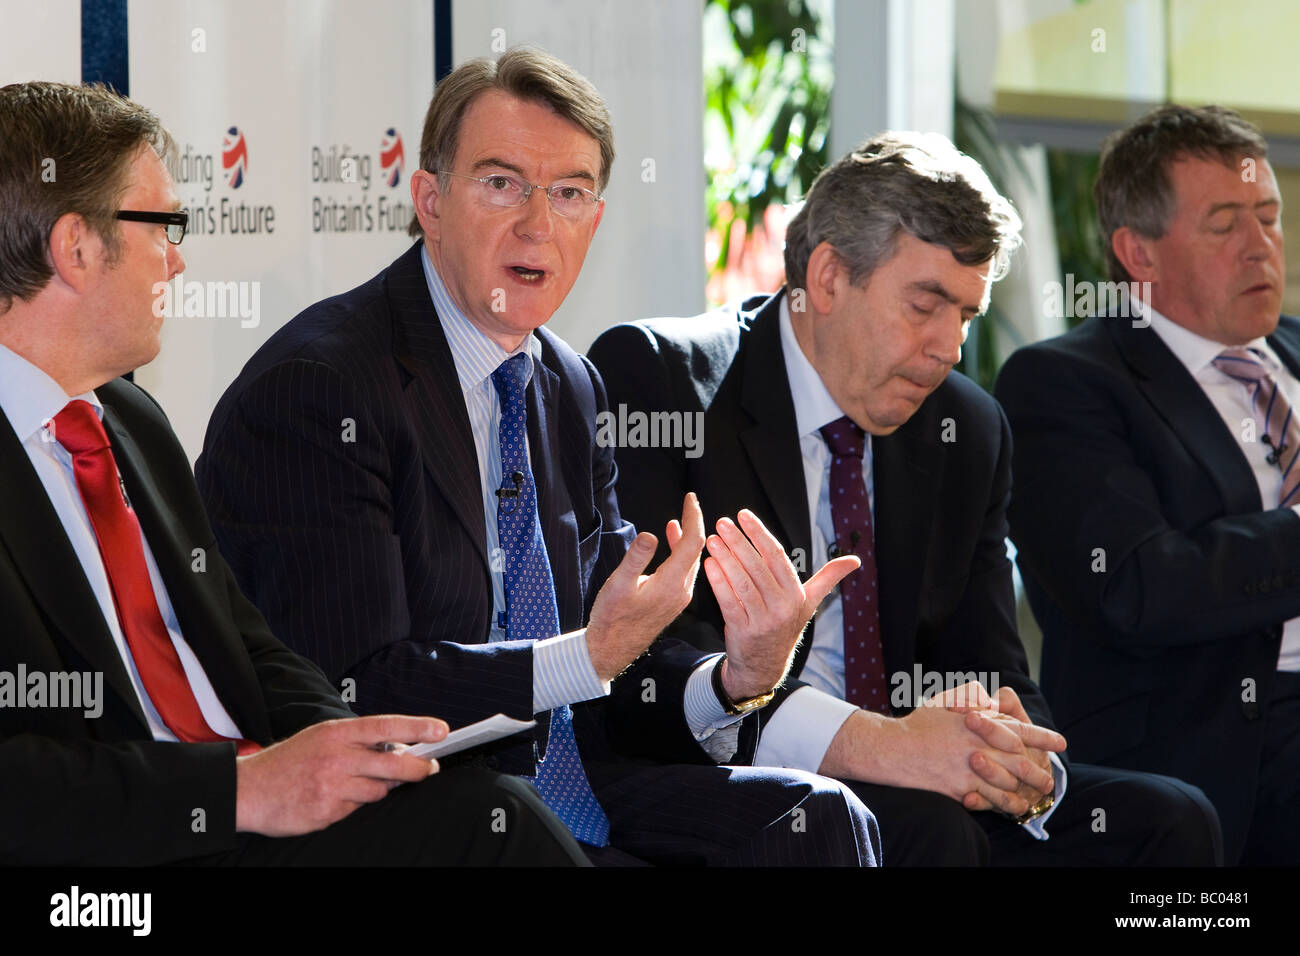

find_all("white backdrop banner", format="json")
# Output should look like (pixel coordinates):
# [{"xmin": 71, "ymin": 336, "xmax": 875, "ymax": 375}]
[{"xmin": 128, "ymin": 0, "xmax": 433, "ymax": 461}]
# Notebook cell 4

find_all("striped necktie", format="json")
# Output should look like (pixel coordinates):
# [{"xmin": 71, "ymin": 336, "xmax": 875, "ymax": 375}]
[{"xmin": 1212, "ymin": 347, "xmax": 1300, "ymax": 507}]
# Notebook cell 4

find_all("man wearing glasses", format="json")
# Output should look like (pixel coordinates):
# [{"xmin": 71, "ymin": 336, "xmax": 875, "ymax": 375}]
[
  {"xmin": 0, "ymin": 80, "xmax": 588, "ymax": 866},
  {"xmin": 197, "ymin": 47, "xmax": 879, "ymax": 865}
]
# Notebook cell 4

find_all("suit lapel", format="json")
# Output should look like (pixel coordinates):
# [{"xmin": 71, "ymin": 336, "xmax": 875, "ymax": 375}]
[
  {"xmin": 388, "ymin": 244, "xmax": 490, "ymax": 574},
  {"xmin": 100, "ymin": 403, "xmax": 272, "ymax": 742},
  {"xmin": 0, "ymin": 407, "xmax": 147, "ymax": 732},
  {"xmin": 526, "ymin": 357, "xmax": 583, "ymax": 628},
  {"xmin": 738, "ymin": 295, "xmax": 813, "ymax": 560},
  {"xmin": 872, "ymin": 417, "xmax": 939, "ymax": 678},
  {"xmin": 1108, "ymin": 320, "xmax": 1261, "ymax": 513}
]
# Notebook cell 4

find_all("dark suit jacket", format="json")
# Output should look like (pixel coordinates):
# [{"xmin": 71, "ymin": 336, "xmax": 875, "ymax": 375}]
[
  {"xmin": 588, "ymin": 290, "xmax": 1054, "ymax": 737},
  {"xmin": 995, "ymin": 313, "xmax": 1300, "ymax": 860},
  {"xmin": 0, "ymin": 378, "xmax": 351, "ymax": 866},
  {"xmin": 197, "ymin": 242, "xmax": 731, "ymax": 777}
]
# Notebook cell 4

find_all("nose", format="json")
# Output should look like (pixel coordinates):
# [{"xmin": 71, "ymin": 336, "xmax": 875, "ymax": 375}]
[
  {"xmin": 929, "ymin": 314, "xmax": 966, "ymax": 368},
  {"xmin": 167, "ymin": 241, "xmax": 186, "ymax": 279},
  {"xmin": 515, "ymin": 185, "xmax": 555, "ymax": 242},
  {"xmin": 1241, "ymin": 212, "xmax": 1282, "ymax": 262}
]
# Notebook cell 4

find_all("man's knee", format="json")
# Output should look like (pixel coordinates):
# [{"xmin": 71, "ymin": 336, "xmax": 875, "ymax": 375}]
[
  {"xmin": 1125, "ymin": 773, "xmax": 1223, "ymax": 866},
  {"xmin": 402, "ymin": 768, "xmax": 588, "ymax": 866},
  {"xmin": 848, "ymin": 782, "xmax": 989, "ymax": 866},
  {"xmin": 776, "ymin": 770, "xmax": 882, "ymax": 866}
]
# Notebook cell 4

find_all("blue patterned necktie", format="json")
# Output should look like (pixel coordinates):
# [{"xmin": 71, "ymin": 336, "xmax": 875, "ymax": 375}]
[{"xmin": 492, "ymin": 353, "xmax": 610, "ymax": 846}]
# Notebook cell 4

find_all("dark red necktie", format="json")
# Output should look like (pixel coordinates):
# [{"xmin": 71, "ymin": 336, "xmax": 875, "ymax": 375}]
[
  {"xmin": 53, "ymin": 400, "xmax": 258, "ymax": 754},
  {"xmin": 820, "ymin": 416, "xmax": 890, "ymax": 714}
]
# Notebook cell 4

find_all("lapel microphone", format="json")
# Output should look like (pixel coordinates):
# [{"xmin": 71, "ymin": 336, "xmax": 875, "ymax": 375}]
[
  {"xmin": 1263, "ymin": 434, "xmax": 1287, "ymax": 466},
  {"xmin": 827, "ymin": 530, "xmax": 863, "ymax": 560},
  {"xmin": 496, "ymin": 470, "xmax": 525, "ymax": 499}
]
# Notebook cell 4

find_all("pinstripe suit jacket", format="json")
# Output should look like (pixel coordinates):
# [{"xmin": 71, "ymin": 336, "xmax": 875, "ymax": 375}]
[{"xmin": 196, "ymin": 242, "xmax": 723, "ymax": 775}]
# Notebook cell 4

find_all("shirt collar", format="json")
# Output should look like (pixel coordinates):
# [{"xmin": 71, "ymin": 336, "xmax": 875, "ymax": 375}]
[
  {"xmin": 777, "ymin": 292, "xmax": 848, "ymax": 439},
  {"xmin": 0, "ymin": 343, "xmax": 102, "ymax": 444},
  {"xmin": 1144, "ymin": 301, "xmax": 1280, "ymax": 377},
  {"xmin": 420, "ymin": 244, "xmax": 540, "ymax": 394}
]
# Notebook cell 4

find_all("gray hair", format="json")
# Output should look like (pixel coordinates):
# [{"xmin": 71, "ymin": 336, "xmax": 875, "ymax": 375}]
[
  {"xmin": 1095, "ymin": 104, "xmax": 1269, "ymax": 283},
  {"xmin": 783, "ymin": 131, "xmax": 1022, "ymax": 297}
]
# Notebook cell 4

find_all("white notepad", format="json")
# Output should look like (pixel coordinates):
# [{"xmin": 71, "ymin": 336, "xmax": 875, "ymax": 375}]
[{"xmin": 402, "ymin": 713, "xmax": 536, "ymax": 760}]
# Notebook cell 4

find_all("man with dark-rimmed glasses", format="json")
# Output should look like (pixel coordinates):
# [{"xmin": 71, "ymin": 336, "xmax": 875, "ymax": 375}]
[{"xmin": 0, "ymin": 79, "xmax": 587, "ymax": 866}]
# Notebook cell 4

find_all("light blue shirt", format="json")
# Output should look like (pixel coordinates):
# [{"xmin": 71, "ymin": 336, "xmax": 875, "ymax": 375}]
[
  {"xmin": 419, "ymin": 247, "xmax": 736, "ymax": 743},
  {"xmin": 754, "ymin": 296, "xmax": 1065, "ymax": 836},
  {"xmin": 0, "ymin": 344, "xmax": 243, "ymax": 741}
]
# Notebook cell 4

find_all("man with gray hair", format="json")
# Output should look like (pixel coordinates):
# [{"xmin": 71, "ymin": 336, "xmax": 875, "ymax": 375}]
[
  {"xmin": 997, "ymin": 104, "xmax": 1299, "ymax": 864},
  {"xmin": 198, "ymin": 47, "xmax": 879, "ymax": 866},
  {"xmin": 592, "ymin": 131, "xmax": 1222, "ymax": 865}
]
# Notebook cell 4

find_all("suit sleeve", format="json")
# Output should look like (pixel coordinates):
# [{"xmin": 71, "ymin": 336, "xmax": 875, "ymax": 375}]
[
  {"xmin": 575, "ymin": 351, "xmax": 753, "ymax": 763},
  {"xmin": 996, "ymin": 343, "xmax": 1300, "ymax": 650},
  {"xmin": 196, "ymin": 359, "xmax": 534, "ymax": 729},
  {"xmin": 589, "ymin": 327, "xmax": 763, "ymax": 762}
]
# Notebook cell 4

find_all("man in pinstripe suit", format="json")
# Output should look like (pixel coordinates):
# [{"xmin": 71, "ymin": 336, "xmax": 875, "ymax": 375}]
[{"xmin": 197, "ymin": 48, "xmax": 879, "ymax": 865}]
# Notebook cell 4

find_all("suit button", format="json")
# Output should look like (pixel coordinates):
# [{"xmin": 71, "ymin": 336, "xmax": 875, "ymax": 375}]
[
  {"xmin": 484, "ymin": 756, "xmax": 500, "ymax": 770},
  {"xmin": 1274, "ymin": 575, "xmax": 1286, "ymax": 590},
  {"xmin": 1245, "ymin": 582, "xmax": 1257, "ymax": 595},
  {"xmin": 1259, "ymin": 579, "xmax": 1272, "ymax": 594},
  {"xmin": 1243, "ymin": 701, "xmax": 1261, "ymax": 720}
]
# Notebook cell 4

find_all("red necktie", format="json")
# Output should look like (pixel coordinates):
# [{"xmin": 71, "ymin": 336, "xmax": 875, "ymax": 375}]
[
  {"xmin": 820, "ymin": 416, "xmax": 890, "ymax": 714},
  {"xmin": 53, "ymin": 400, "xmax": 258, "ymax": 754}
]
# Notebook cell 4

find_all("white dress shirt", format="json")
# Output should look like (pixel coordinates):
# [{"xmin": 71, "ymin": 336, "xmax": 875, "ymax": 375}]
[
  {"xmin": 752, "ymin": 297, "xmax": 1065, "ymax": 837},
  {"xmin": 419, "ymin": 248, "xmax": 739, "ymax": 744},
  {"xmin": 1145, "ymin": 304, "xmax": 1300, "ymax": 671},
  {"xmin": 0, "ymin": 343, "xmax": 243, "ymax": 741}
]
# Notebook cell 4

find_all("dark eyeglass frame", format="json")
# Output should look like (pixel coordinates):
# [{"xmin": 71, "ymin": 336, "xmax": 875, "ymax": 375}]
[{"xmin": 115, "ymin": 210, "xmax": 189, "ymax": 245}]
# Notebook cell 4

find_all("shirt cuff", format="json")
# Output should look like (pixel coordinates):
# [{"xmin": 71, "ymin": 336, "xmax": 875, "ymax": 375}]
[
  {"xmin": 754, "ymin": 685, "xmax": 858, "ymax": 772},
  {"xmin": 532, "ymin": 628, "xmax": 609, "ymax": 713},
  {"xmin": 683, "ymin": 655, "xmax": 746, "ymax": 762},
  {"xmin": 1020, "ymin": 751, "xmax": 1068, "ymax": 841}
]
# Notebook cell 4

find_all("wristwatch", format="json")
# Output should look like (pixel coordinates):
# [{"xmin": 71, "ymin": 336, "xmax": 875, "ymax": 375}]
[
  {"xmin": 1014, "ymin": 792, "xmax": 1056, "ymax": 826},
  {"xmin": 711, "ymin": 654, "xmax": 776, "ymax": 716}
]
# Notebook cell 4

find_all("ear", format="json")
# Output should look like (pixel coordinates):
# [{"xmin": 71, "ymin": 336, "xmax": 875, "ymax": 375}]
[
  {"xmin": 1110, "ymin": 226, "xmax": 1158, "ymax": 283},
  {"xmin": 803, "ymin": 240, "xmax": 844, "ymax": 316},
  {"xmin": 410, "ymin": 168, "xmax": 443, "ymax": 241},
  {"xmin": 47, "ymin": 212, "xmax": 102, "ymax": 294}
]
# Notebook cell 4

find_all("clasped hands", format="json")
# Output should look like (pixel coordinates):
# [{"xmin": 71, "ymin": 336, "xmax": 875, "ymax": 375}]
[
  {"xmin": 586, "ymin": 493, "xmax": 859, "ymax": 697},
  {"xmin": 926, "ymin": 682, "xmax": 1065, "ymax": 820}
]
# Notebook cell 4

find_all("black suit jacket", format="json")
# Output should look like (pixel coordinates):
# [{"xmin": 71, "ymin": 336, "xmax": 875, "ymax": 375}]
[
  {"xmin": 588, "ymin": 291, "xmax": 1054, "ymax": 738},
  {"xmin": 995, "ymin": 313, "xmax": 1300, "ymax": 859},
  {"xmin": 197, "ymin": 243, "xmax": 732, "ymax": 777},
  {"xmin": 0, "ymin": 378, "xmax": 351, "ymax": 866}
]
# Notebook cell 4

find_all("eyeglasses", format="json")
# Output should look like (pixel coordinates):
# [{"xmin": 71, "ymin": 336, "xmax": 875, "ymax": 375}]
[
  {"xmin": 437, "ymin": 170, "xmax": 602, "ymax": 220},
  {"xmin": 115, "ymin": 210, "xmax": 189, "ymax": 245}
]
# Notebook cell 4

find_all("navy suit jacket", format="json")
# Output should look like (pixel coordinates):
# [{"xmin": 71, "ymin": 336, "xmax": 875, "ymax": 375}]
[
  {"xmin": 588, "ymin": 291, "xmax": 1055, "ymax": 735},
  {"xmin": 0, "ymin": 378, "xmax": 351, "ymax": 865},
  {"xmin": 995, "ymin": 313, "xmax": 1300, "ymax": 860},
  {"xmin": 197, "ymin": 242, "xmax": 732, "ymax": 776}
]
